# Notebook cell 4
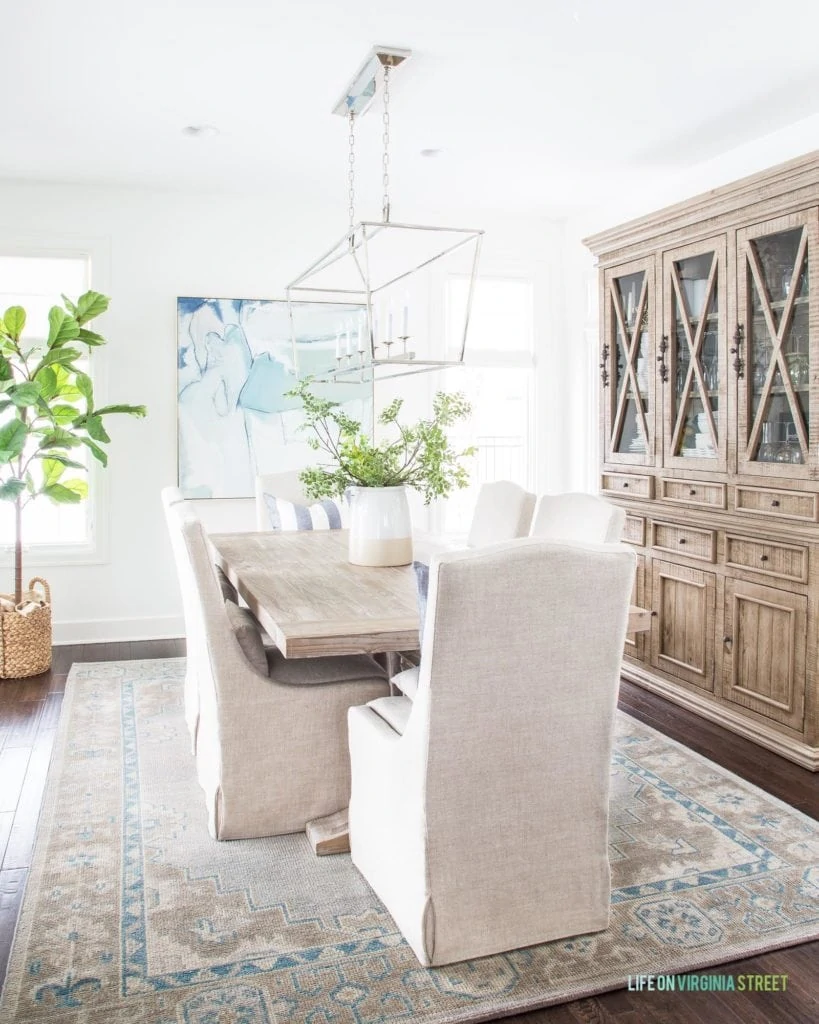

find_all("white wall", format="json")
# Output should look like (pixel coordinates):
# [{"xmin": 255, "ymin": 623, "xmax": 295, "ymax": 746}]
[
  {"xmin": 560, "ymin": 114, "xmax": 819, "ymax": 492},
  {"xmin": 0, "ymin": 181, "xmax": 563, "ymax": 642}
]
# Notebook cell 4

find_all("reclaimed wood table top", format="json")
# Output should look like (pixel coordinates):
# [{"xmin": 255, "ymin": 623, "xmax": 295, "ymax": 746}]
[{"xmin": 208, "ymin": 529, "xmax": 652, "ymax": 658}]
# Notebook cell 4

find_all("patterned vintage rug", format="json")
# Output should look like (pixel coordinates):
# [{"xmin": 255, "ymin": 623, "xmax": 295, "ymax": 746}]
[{"xmin": 1, "ymin": 659, "xmax": 818, "ymax": 1023}]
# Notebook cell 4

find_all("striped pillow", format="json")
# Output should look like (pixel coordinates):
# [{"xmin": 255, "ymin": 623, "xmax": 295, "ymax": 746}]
[{"xmin": 263, "ymin": 494, "xmax": 348, "ymax": 531}]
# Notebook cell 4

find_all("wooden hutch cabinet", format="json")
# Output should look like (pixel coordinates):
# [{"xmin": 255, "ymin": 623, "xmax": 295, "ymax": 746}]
[{"xmin": 585, "ymin": 151, "xmax": 819, "ymax": 771}]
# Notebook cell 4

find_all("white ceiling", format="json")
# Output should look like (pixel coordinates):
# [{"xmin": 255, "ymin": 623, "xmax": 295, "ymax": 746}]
[{"xmin": 3, "ymin": 0, "xmax": 819, "ymax": 215}]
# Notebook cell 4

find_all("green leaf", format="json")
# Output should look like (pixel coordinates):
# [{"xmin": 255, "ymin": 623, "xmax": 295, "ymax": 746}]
[
  {"xmin": 85, "ymin": 415, "xmax": 110, "ymax": 443},
  {"xmin": 46, "ymin": 307, "xmax": 81, "ymax": 347},
  {"xmin": 0, "ymin": 419, "xmax": 28, "ymax": 461},
  {"xmin": 0, "ymin": 477, "xmax": 26, "ymax": 500},
  {"xmin": 77, "ymin": 328, "xmax": 105, "ymax": 346},
  {"xmin": 80, "ymin": 437, "xmax": 108, "ymax": 467},
  {"xmin": 40, "ymin": 458, "xmax": 65, "ymax": 487},
  {"xmin": 76, "ymin": 372, "xmax": 94, "ymax": 408},
  {"xmin": 43, "ymin": 482, "xmax": 83, "ymax": 504},
  {"xmin": 36, "ymin": 428, "xmax": 82, "ymax": 450},
  {"xmin": 51, "ymin": 403, "xmax": 79, "ymax": 425},
  {"xmin": 8, "ymin": 382, "xmax": 42, "ymax": 408},
  {"xmin": 0, "ymin": 355, "xmax": 12, "ymax": 382},
  {"xmin": 3, "ymin": 306, "xmax": 26, "ymax": 338},
  {"xmin": 60, "ymin": 294, "xmax": 79, "ymax": 317},
  {"xmin": 37, "ymin": 346, "xmax": 82, "ymax": 370},
  {"xmin": 35, "ymin": 366, "xmax": 58, "ymax": 400},
  {"xmin": 94, "ymin": 403, "xmax": 147, "ymax": 418},
  {"xmin": 34, "ymin": 451, "xmax": 84, "ymax": 470},
  {"xmin": 75, "ymin": 291, "xmax": 109, "ymax": 324},
  {"xmin": 61, "ymin": 477, "xmax": 88, "ymax": 499}
]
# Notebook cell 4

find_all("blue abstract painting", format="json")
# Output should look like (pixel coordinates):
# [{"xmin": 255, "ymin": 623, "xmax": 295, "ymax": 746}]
[{"xmin": 177, "ymin": 297, "xmax": 371, "ymax": 498}]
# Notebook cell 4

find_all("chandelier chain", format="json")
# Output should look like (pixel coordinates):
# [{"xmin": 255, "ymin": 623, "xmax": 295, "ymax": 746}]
[
  {"xmin": 381, "ymin": 64, "xmax": 391, "ymax": 222},
  {"xmin": 347, "ymin": 110, "xmax": 356, "ymax": 232}
]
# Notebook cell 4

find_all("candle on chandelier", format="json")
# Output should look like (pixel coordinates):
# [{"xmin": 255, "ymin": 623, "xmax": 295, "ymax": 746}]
[
  {"xmin": 345, "ymin": 326, "xmax": 352, "ymax": 355},
  {"xmin": 402, "ymin": 303, "xmax": 409, "ymax": 337},
  {"xmin": 335, "ymin": 333, "xmax": 341, "ymax": 358},
  {"xmin": 387, "ymin": 310, "xmax": 394, "ymax": 342}
]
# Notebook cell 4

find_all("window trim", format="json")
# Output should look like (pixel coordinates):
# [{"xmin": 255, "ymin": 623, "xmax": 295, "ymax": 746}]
[{"xmin": 0, "ymin": 236, "xmax": 112, "ymax": 567}]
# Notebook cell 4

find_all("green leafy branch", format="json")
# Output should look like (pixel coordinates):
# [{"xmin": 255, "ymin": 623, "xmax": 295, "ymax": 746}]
[{"xmin": 286, "ymin": 378, "xmax": 476, "ymax": 505}]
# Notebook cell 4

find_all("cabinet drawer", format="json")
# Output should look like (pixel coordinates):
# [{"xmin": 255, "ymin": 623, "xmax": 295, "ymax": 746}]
[
  {"xmin": 651, "ymin": 521, "xmax": 716, "ymax": 562},
  {"xmin": 601, "ymin": 473, "xmax": 653, "ymax": 499},
  {"xmin": 622, "ymin": 515, "xmax": 646, "ymax": 546},
  {"xmin": 660, "ymin": 477, "xmax": 726, "ymax": 510},
  {"xmin": 725, "ymin": 535, "xmax": 808, "ymax": 584},
  {"xmin": 735, "ymin": 486, "xmax": 818, "ymax": 523}
]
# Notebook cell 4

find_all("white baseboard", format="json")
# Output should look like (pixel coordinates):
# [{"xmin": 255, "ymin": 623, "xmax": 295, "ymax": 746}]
[{"xmin": 52, "ymin": 615, "xmax": 185, "ymax": 646}]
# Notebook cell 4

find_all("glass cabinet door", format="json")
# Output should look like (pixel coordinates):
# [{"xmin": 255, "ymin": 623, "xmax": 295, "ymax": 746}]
[
  {"xmin": 737, "ymin": 210, "xmax": 817, "ymax": 476},
  {"xmin": 602, "ymin": 258, "xmax": 655, "ymax": 465},
  {"xmin": 663, "ymin": 238, "xmax": 728, "ymax": 470}
]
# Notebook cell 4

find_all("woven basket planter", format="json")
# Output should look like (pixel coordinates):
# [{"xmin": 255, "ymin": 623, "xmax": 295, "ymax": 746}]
[{"xmin": 0, "ymin": 577, "xmax": 52, "ymax": 679}]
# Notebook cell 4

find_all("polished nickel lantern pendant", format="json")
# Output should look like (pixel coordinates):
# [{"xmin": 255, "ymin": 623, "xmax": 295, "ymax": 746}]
[{"xmin": 287, "ymin": 47, "xmax": 483, "ymax": 383}]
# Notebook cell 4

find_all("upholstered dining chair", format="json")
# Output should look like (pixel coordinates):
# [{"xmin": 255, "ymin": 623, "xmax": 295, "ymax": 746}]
[
  {"xmin": 529, "ymin": 491, "xmax": 626, "ymax": 544},
  {"xmin": 176, "ymin": 504, "xmax": 389, "ymax": 840},
  {"xmin": 466, "ymin": 479, "xmax": 537, "ymax": 547},
  {"xmin": 347, "ymin": 538, "xmax": 636, "ymax": 965},
  {"xmin": 162, "ymin": 486, "xmax": 207, "ymax": 752}
]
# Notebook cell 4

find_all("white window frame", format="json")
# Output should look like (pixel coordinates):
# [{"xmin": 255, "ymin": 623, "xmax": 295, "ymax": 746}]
[
  {"xmin": 0, "ymin": 236, "xmax": 112, "ymax": 568},
  {"xmin": 427, "ymin": 266, "xmax": 539, "ymax": 535}
]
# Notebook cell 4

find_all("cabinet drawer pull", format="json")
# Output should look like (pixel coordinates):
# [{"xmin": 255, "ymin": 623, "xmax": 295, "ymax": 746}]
[
  {"xmin": 622, "ymin": 482, "xmax": 629, "ymax": 488},
  {"xmin": 760, "ymin": 554, "xmax": 769, "ymax": 562},
  {"xmin": 723, "ymin": 635, "xmax": 733, "ymax": 646},
  {"xmin": 678, "ymin": 538, "xmax": 686, "ymax": 544},
  {"xmin": 651, "ymin": 610, "xmax": 658, "ymax": 617},
  {"xmin": 689, "ymin": 489, "xmax": 697, "ymax": 495},
  {"xmin": 771, "ymin": 500, "xmax": 780, "ymax": 507}
]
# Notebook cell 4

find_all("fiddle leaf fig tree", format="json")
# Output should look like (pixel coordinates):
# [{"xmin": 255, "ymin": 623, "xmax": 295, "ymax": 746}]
[{"xmin": 0, "ymin": 291, "xmax": 146, "ymax": 603}]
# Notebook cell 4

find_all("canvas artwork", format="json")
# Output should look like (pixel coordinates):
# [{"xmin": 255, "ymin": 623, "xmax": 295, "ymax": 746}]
[{"xmin": 177, "ymin": 298, "xmax": 371, "ymax": 498}]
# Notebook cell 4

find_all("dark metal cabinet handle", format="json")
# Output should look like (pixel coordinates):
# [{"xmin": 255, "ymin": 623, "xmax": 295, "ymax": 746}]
[
  {"xmin": 600, "ymin": 343, "xmax": 610, "ymax": 388},
  {"xmin": 730, "ymin": 324, "xmax": 745, "ymax": 378},
  {"xmin": 723, "ymin": 636, "xmax": 733, "ymax": 645},
  {"xmin": 651, "ymin": 610, "xmax": 658, "ymax": 617},
  {"xmin": 622, "ymin": 482, "xmax": 629, "ymax": 488},
  {"xmin": 771, "ymin": 500, "xmax": 780, "ymax": 508},
  {"xmin": 679, "ymin": 538, "xmax": 686, "ymax": 544},
  {"xmin": 689, "ymin": 489, "xmax": 697, "ymax": 496},
  {"xmin": 657, "ymin": 335, "xmax": 669, "ymax": 383},
  {"xmin": 760, "ymin": 554, "xmax": 769, "ymax": 562}
]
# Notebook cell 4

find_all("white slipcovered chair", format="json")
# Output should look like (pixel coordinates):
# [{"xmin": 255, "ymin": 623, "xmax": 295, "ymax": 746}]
[
  {"xmin": 254, "ymin": 471, "xmax": 310, "ymax": 530},
  {"xmin": 176, "ymin": 503, "xmax": 389, "ymax": 839},
  {"xmin": 529, "ymin": 491, "xmax": 625, "ymax": 544},
  {"xmin": 466, "ymin": 479, "xmax": 537, "ymax": 547},
  {"xmin": 348, "ymin": 538, "xmax": 636, "ymax": 965},
  {"xmin": 161, "ymin": 486, "xmax": 206, "ymax": 751}
]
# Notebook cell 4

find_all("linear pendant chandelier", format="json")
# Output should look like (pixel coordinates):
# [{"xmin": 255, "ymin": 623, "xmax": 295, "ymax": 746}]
[{"xmin": 286, "ymin": 46, "xmax": 483, "ymax": 383}]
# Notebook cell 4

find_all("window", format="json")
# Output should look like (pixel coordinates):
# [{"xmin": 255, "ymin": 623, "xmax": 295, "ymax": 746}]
[
  {"xmin": 438, "ymin": 276, "xmax": 535, "ymax": 535},
  {"xmin": 0, "ymin": 254, "xmax": 91, "ymax": 547}
]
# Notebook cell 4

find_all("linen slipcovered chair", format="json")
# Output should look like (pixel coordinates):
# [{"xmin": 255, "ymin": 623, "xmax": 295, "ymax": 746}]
[
  {"xmin": 466, "ymin": 479, "xmax": 537, "ymax": 547},
  {"xmin": 529, "ymin": 491, "xmax": 625, "ymax": 545},
  {"xmin": 161, "ymin": 486, "xmax": 205, "ymax": 752},
  {"xmin": 348, "ymin": 538, "xmax": 636, "ymax": 965},
  {"xmin": 254, "ymin": 471, "xmax": 310, "ymax": 530},
  {"xmin": 177, "ymin": 505, "xmax": 390, "ymax": 839}
]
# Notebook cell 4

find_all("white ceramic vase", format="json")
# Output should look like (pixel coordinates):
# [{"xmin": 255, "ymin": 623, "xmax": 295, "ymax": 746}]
[{"xmin": 348, "ymin": 486, "xmax": 413, "ymax": 567}]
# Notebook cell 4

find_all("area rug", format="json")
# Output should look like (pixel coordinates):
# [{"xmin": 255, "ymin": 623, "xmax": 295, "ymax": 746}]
[{"xmin": 1, "ymin": 660, "xmax": 817, "ymax": 1024}]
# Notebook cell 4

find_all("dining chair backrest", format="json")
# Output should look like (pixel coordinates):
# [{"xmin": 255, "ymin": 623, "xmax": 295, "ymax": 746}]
[
  {"xmin": 529, "ymin": 491, "xmax": 626, "ymax": 545},
  {"xmin": 255, "ymin": 471, "xmax": 310, "ymax": 530},
  {"xmin": 466, "ymin": 480, "xmax": 536, "ymax": 547}
]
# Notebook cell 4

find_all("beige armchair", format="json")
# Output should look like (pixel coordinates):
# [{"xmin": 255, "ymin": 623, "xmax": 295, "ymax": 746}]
[
  {"xmin": 177, "ymin": 505, "xmax": 389, "ymax": 839},
  {"xmin": 348, "ymin": 538, "xmax": 636, "ymax": 965},
  {"xmin": 467, "ymin": 479, "xmax": 537, "ymax": 547},
  {"xmin": 529, "ymin": 491, "xmax": 625, "ymax": 544}
]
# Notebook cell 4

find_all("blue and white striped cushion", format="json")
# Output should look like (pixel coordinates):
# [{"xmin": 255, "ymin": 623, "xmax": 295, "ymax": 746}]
[{"xmin": 263, "ymin": 494, "xmax": 347, "ymax": 531}]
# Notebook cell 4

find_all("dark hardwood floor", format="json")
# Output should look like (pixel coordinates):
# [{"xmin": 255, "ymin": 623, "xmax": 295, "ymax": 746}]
[{"xmin": 0, "ymin": 643, "xmax": 816, "ymax": 1023}]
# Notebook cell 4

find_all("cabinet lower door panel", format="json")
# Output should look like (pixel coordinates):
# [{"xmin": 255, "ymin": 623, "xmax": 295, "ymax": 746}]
[
  {"xmin": 650, "ymin": 559, "xmax": 716, "ymax": 690},
  {"xmin": 625, "ymin": 554, "xmax": 646, "ymax": 662},
  {"xmin": 721, "ymin": 579, "xmax": 806, "ymax": 732}
]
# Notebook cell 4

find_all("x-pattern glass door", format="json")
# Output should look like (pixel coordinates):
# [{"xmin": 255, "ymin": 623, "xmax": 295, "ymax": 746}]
[
  {"xmin": 663, "ymin": 237, "xmax": 727, "ymax": 471},
  {"xmin": 737, "ymin": 210, "xmax": 817, "ymax": 477},
  {"xmin": 602, "ymin": 258, "xmax": 655, "ymax": 465}
]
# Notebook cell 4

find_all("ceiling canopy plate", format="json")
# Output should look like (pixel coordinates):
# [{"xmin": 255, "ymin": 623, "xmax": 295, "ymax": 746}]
[{"xmin": 332, "ymin": 46, "xmax": 412, "ymax": 118}]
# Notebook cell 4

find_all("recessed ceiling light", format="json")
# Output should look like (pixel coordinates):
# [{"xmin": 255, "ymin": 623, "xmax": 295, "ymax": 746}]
[
  {"xmin": 420, "ymin": 148, "xmax": 443, "ymax": 158},
  {"xmin": 182, "ymin": 125, "xmax": 220, "ymax": 138}
]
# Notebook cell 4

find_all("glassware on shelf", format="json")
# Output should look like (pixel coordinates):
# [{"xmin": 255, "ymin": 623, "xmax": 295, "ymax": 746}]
[
  {"xmin": 757, "ymin": 422, "xmax": 776, "ymax": 462},
  {"xmin": 786, "ymin": 353, "xmax": 808, "ymax": 389}
]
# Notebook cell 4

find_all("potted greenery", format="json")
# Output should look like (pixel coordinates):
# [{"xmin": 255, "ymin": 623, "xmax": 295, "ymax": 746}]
[
  {"xmin": 287, "ymin": 378, "xmax": 475, "ymax": 566},
  {"xmin": 0, "ymin": 291, "xmax": 146, "ymax": 677}
]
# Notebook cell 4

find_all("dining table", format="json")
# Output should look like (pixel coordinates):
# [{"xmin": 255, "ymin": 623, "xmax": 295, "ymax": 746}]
[{"xmin": 208, "ymin": 528, "xmax": 652, "ymax": 660}]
